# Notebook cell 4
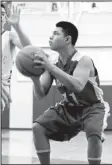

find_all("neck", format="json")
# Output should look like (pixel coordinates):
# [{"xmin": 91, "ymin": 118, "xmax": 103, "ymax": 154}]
[{"xmin": 58, "ymin": 46, "xmax": 77, "ymax": 64}]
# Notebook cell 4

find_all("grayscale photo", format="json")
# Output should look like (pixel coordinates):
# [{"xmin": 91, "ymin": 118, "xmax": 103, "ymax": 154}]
[{"xmin": 1, "ymin": 1, "xmax": 112, "ymax": 164}]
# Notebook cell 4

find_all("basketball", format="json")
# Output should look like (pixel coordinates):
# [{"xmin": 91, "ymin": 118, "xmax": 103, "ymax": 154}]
[{"xmin": 15, "ymin": 45, "xmax": 45, "ymax": 77}]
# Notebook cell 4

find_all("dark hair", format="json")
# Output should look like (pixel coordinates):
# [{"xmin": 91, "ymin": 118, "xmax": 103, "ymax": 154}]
[
  {"xmin": 1, "ymin": 3, "xmax": 6, "ymax": 10},
  {"xmin": 56, "ymin": 21, "xmax": 78, "ymax": 46}
]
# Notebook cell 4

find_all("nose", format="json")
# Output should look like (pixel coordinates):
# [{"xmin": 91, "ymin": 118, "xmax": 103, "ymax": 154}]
[{"xmin": 50, "ymin": 36, "xmax": 53, "ymax": 40}]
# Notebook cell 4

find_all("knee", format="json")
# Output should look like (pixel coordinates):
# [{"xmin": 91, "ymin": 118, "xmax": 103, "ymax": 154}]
[
  {"xmin": 32, "ymin": 122, "xmax": 44, "ymax": 136},
  {"xmin": 85, "ymin": 125, "xmax": 101, "ymax": 140},
  {"xmin": 88, "ymin": 135, "xmax": 101, "ymax": 144}
]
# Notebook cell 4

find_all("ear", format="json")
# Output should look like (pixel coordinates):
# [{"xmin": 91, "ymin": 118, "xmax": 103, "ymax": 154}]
[{"xmin": 65, "ymin": 36, "xmax": 72, "ymax": 44}]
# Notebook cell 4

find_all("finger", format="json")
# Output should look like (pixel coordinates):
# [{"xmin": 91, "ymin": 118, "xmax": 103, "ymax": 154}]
[
  {"xmin": 10, "ymin": 4, "xmax": 13, "ymax": 14},
  {"xmin": 2, "ymin": 87, "xmax": 12, "ymax": 102},
  {"xmin": 34, "ymin": 53, "xmax": 42, "ymax": 57},
  {"xmin": 34, "ymin": 59, "xmax": 43, "ymax": 64},
  {"xmin": 5, "ymin": 14, "xmax": 8, "ymax": 22},
  {"xmin": 13, "ymin": 5, "xmax": 15, "ymax": 14},
  {"xmin": 33, "ymin": 60, "xmax": 44, "ymax": 67},
  {"xmin": 2, "ymin": 91, "xmax": 9, "ymax": 105},
  {"xmin": 2, "ymin": 81, "xmax": 10, "ymax": 86},
  {"xmin": 34, "ymin": 65, "xmax": 44, "ymax": 69},
  {"xmin": 14, "ymin": 5, "xmax": 17, "ymax": 14},
  {"xmin": 2, "ymin": 99, "xmax": 5, "ymax": 111},
  {"xmin": 33, "ymin": 63, "xmax": 42, "ymax": 68},
  {"xmin": 15, "ymin": 5, "xmax": 18, "ymax": 14},
  {"xmin": 18, "ymin": 7, "xmax": 21, "ymax": 15},
  {"xmin": 16, "ymin": 5, "xmax": 20, "ymax": 15},
  {"xmin": 34, "ymin": 50, "xmax": 45, "ymax": 56},
  {"xmin": 33, "ymin": 55, "xmax": 43, "ymax": 61}
]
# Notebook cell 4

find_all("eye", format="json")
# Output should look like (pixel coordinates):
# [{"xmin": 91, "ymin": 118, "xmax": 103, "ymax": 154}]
[{"xmin": 54, "ymin": 31, "xmax": 59, "ymax": 35}]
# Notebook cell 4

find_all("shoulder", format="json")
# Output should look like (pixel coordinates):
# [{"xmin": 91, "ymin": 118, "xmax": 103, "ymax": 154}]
[
  {"xmin": 79, "ymin": 55, "xmax": 92, "ymax": 64},
  {"xmin": 74, "ymin": 53, "xmax": 94, "ymax": 72},
  {"xmin": 72, "ymin": 51, "xmax": 93, "ymax": 66},
  {"xmin": 78, "ymin": 56, "xmax": 93, "ymax": 70},
  {"xmin": 71, "ymin": 51, "xmax": 84, "ymax": 62}
]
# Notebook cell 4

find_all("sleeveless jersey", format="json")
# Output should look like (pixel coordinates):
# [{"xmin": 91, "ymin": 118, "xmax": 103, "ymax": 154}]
[{"xmin": 55, "ymin": 51, "xmax": 104, "ymax": 106}]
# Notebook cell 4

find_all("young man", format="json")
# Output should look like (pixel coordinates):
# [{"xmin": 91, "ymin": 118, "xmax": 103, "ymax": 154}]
[
  {"xmin": 32, "ymin": 22, "xmax": 110, "ymax": 165},
  {"xmin": 8, "ymin": 6, "xmax": 110, "ymax": 164},
  {"xmin": 1, "ymin": 3, "xmax": 30, "ymax": 111}
]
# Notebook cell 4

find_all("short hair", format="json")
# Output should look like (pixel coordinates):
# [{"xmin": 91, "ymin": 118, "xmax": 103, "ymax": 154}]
[
  {"xmin": 56, "ymin": 21, "xmax": 78, "ymax": 46},
  {"xmin": 1, "ymin": 3, "xmax": 6, "ymax": 10}
]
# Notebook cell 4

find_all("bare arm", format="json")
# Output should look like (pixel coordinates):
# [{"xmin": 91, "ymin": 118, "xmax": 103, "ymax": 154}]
[
  {"xmin": 9, "ymin": 31, "xmax": 23, "ymax": 49},
  {"xmin": 31, "ymin": 71, "xmax": 53, "ymax": 99},
  {"xmin": 7, "ymin": 5, "xmax": 31, "ymax": 47},
  {"xmin": 12, "ymin": 24, "xmax": 31, "ymax": 47},
  {"xmin": 46, "ymin": 56, "xmax": 93, "ymax": 93}
]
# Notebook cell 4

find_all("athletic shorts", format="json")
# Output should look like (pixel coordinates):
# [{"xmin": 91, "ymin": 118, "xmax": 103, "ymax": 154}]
[{"xmin": 33, "ymin": 101, "xmax": 110, "ymax": 141}]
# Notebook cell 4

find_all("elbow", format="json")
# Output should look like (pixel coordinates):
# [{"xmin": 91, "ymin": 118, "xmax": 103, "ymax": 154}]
[
  {"xmin": 71, "ymin": 81, "xmax": 84, "ymax": 93},
  {"xmin": 34, "ymin": 93, "xmax": 45, "ymax": 100},
  {"xmin": 33, "ymin": 90, "xmax": 46, "ymax": 100},
  {"xmin": 76, "ymin": 86, "xmax": 84, "ymax": 93},
  {"xmin": 38, "ymin": 96, "xmax": 45, "ymax": 100},
  {"xmin": 72, "ymin": 85, "xmax": 83, "ymax": 93}
]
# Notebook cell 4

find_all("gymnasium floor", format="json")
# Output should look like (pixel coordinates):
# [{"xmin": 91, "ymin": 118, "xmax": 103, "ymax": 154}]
[{"xmin": 1, "ymin": 129, "xmax": 112, "ymax": 164}]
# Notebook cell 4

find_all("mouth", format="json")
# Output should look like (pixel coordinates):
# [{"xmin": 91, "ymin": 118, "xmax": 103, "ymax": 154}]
[{"xmin": 49, "ymin": 41, "xmax": 52, "ymax": 45}]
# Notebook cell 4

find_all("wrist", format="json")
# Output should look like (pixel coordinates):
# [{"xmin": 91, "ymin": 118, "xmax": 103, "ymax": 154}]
[
  {"xmin": 30, "ymin": 76, "xmax": 39, "ymax": 82},
  {"xmin": 45, "ymin": 61, "xmax": 54, "ymax": 71},
  {"xmin": 12, "ymin": 23, "xmax": 21, "ymax": 31}
]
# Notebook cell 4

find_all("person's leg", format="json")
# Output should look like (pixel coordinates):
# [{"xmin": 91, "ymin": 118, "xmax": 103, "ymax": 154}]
[
  {"xmin": 87, "ymin": 135, "xmax": 102, "ymax": 164},
  {"xmin": 32, "ymin": 102, "xmax": 84, "ymax": 164},
  {"xmin": 32, "ymin": 103, "xmax": 69, "ymax": 164},
  {"xmin": 83, "ymin": 102, "xmax": 110, "ymax": 164},
  {"xmin": 33, "ymin": 122, "xmax": 51, "ymax": 164}
]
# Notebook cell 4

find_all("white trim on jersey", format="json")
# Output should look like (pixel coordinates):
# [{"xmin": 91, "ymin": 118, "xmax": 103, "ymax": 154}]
[
  {"xmin": 89, "ymin": 77, "xmax": 104, "ymax": 101},
  {"xmin": 101, "ymin": 101, "xmax": 110, "ymax": 141},
  {"xmin": 69, "ymin": 93, "xmax": 80, "ymax": 104},
  {"xmin": 102, "ymin": 101, "xmax": 110, "ymax": 131},
  {"xmin": 71, "ymin": 51, "xmax": 84, "ymax": 62},
  {"xmin": 62, "ymin": 92, "xmax": 80, "ymax": 105}
]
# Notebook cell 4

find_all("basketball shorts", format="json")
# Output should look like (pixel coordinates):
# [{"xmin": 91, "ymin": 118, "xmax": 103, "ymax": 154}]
[{"xmin": 33, "ymin": 101, "xmax": 110, "ymax": 141}]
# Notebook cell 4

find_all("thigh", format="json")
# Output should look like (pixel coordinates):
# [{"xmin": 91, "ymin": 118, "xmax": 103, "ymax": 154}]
[
  {"xmin": 83, "ymin": 102, "xmax": 110, "ymax": 140},
  {"xmin": 34, "ymin": 102, "xmax": 82, "ymax": 141}
]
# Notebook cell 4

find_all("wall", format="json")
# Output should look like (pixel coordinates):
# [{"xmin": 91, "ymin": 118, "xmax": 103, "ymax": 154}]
[{"xmin": 2, "ymin": 4, "xmax": 112, "ymax": 129}]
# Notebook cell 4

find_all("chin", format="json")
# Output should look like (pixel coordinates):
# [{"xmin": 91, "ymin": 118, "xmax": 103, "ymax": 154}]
[
  {"xmin": 50, "ymin": 46, "xmax": 57, "ymax": 52},
  {"xmin": 50, "ymin": 45, "xmax": 54, "ymax": 50}
]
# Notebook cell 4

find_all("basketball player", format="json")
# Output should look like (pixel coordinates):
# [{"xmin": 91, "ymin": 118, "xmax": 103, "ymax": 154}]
[
  {"xmin": 8, "ymin": 5, "xmax": 110, "ymax": 165},
  {"xmin": 32, "ymin": 22, "xmax": 110, "ymax": 165},
  {"xmin": 1, "ymin": 3, "xmax": 30, "ymax": 111}
]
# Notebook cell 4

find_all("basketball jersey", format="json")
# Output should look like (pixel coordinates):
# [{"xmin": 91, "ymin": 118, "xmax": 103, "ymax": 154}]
[
  {"xmin": 55, "ymin": 51, "xmax": 104, "ymax": 106},
  {"xmin": 2, "ymin": 31, "xmax": 16, "ymax": 81}
]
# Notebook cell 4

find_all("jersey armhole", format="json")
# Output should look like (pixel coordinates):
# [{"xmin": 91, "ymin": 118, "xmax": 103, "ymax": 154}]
[{"xmin": 91, "ymin": 59, "xmax": 100, "ymax": 86}]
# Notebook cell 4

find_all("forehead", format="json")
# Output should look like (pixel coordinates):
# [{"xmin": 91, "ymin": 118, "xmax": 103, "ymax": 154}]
[{"xmin": 53, "ymin": 27, "xmax": 64, "ymax": 34}]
